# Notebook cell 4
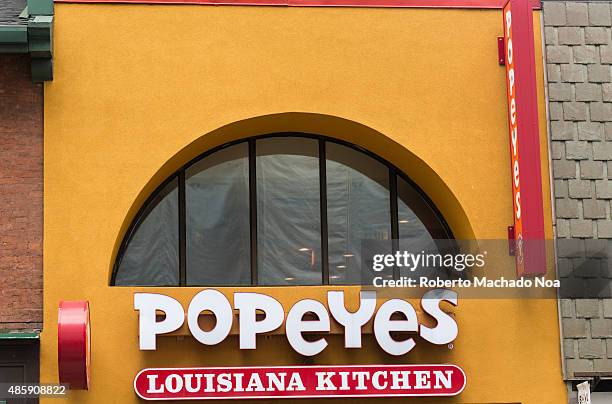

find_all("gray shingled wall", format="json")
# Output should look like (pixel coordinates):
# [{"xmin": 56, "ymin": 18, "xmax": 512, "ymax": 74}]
[
  {"xmin": 543, "ymin": 0, "xmax": 612, "ymax": 378},
  {"xmin": 0, "ymin": 0, "xmax": 26, "ymax": 25}
]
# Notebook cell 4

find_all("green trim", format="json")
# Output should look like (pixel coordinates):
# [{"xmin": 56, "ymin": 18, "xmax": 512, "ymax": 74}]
[
  {"xmin": 0, "ymin": 332, "xmax": 39, "ymax": 340},
  {"xmin": 0, "ymin": 26, "xmax": 28, "ymax": 43},
  {"xmin": 0, "ymin": 26, "xmax": 27, "ymax": 40},
  {"xmin": 0, "ymin": 0, "xmax": 53, "ymax": 82},
  {"xmin": 28, "ymin": 0, "xmax": 54, "ymax": 16},
  {"xmin": 31, "ymin": 57, "xmax": 53, "ymax": 81},
  {"xmin": 29, "ymin": 16, "xmax": 53, "ymax": 58},
  {"xmin": 0, "ymin": 26, "xmax": 28, "ymax": 53}
]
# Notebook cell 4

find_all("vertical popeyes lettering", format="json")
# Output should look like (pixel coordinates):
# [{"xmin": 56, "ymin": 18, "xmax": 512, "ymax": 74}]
[
  {"xmin": 505, "ymin": 3, "xmax": 522, "ymax": 233},
  {"xmin": 502, "ymin": 0, "xmax": 546, "ymax": 276},
  {"xmin": 133, "ymin": 289, "xmax": 458, "ymax": 356}
]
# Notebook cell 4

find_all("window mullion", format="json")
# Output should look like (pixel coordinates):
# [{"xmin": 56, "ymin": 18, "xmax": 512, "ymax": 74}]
[
  {"xmin": 178, "ymin": 171, "xmax": 187, "ymax": 286},
  {"xmin": 389, "ymin": 168, "xmax": 399, "ymax": 281},
  {"xmin": 319, "ymin": 139, "xmax": 329, "ymax": 285},
  {"xmin": 249, "ymin": 139, "xmax": 258, "ymax": 286}
]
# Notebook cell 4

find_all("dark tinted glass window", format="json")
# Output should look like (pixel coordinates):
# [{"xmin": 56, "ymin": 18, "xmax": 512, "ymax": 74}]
[
  {"xmin": 397, "ymin": 175, "xmax": 440, "ymax": 278},
  {"xmin": 256, "ymin": 138, "xmax": 321, "ymax": 285},
  {"xmin": 326, "ymin": 142, "xmax": 391, "ymax": 285},
  {"xmin": 186, "ymin": 143, "xmax": 250, "ymax": 285},
  {"xmin": 115, "ymin": 178, "xmax": 179, "ymax": 286},
  {"xmin": 112, "ymin": 135, "xmax": 451, "ymax": 286}
]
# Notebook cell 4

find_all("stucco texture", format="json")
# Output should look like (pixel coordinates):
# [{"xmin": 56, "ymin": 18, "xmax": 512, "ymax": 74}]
[{"xmin": 43, "ymin": 4, "xmax": 564, "ymax": 403}]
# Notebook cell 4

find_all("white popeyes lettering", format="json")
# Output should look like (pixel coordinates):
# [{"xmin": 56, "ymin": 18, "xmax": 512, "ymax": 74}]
[
  {"xmin": 234, "ymin": 292, "xmax": 284, "ymax": 349},
  {"xmin": 285, "ymin": 299, "xmax": 330, "ymax": 356},
  {"xmin": 134, "ymin": 289, "xmax": 459, "ymax": 356},
  {"xmin": 507, "ymin": 38, "xmax": 513, "ymax": 67},
  {"xmin": 188, "ymin": 290, "xmax": 232, "ymax": 345},
  {"xmin": 504, "ymin": 6, "xmax": 522, "ymax": 225},
  {"xmin": 511, "ymin": 127, "xmax": 518, "ymax": 157},
  {"xmin": 134, "ymin": 293, "xmax": 184, "ymax": 350},
  {"xmin": 506, "ymin": 10, "xmax": 512, "ymax": 37},
  {"xmin": 328, "ymin": 290, "xmax": 376, "ymax": 348},
  {"xmin": 374, "ymin": 299, "xmax": 418, "ymax": 355},
  {"xmin": 513, "ymin": 160, "xmax": 520, "ymax": 188},
  {"xmin": 419, "ymin": 289, "xmax": 458, "ymax": 345}
]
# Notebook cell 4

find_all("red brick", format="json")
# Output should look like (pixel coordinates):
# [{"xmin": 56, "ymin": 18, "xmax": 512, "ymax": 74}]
[{"xmin": 0, "ymin": 55, "xmax": 42, "ymax": 332}]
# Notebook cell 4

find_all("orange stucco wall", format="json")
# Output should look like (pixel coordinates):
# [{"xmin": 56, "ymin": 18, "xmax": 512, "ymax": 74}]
[{"xmin": 42, "ymin": 3, "xmax": 565, "ymax": 403}]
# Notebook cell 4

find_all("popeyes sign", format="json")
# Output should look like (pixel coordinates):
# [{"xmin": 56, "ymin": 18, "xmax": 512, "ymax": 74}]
[
  {"xmin": 134, "ymin": 289, "xmax": 464, "ymax": 399},
  {"xmin": 503, "ymin": 0, "xmax": 546, "ymax": 277},
  {"xmin": 134, "ymin": 364, "xmax": 466, "ymax": 400}
]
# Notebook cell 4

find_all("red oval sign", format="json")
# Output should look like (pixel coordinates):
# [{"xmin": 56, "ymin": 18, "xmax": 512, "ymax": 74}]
[
  {"xmin": 134, "ymin": 364, "xmax": 466, "ymax": 400},
  {"xmin": 58, "ymin": 300, "xmax": 91, "ymax": 390}
]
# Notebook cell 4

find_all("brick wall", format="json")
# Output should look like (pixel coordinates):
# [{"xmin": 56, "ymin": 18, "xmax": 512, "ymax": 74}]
[
  {"xmin": 0, "ymin": 55, "xmax": 43, "ymax": 332},
  {"xmin": 543, "ymin": 0, "xmax": 612, "ymax": 379}
]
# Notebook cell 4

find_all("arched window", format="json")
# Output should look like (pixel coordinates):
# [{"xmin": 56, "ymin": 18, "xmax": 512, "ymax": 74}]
[{"xmin": 112, "ymin": 134, "xmax": 452, "ymax": 286}]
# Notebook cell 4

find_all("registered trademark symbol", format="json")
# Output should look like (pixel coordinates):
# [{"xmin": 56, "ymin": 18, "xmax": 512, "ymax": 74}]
[{"xmin": 447, "ymin": 343, "xmax": 454, "ymax": 350}]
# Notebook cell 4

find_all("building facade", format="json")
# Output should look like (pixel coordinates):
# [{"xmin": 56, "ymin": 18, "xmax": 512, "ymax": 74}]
[
  {"xmin": 38, "ymin": 1, "xmax": 567, "ymax": 403},
  {"xmin": 1, "ymin": 0, "xmax": 592, "ymax": 403}
]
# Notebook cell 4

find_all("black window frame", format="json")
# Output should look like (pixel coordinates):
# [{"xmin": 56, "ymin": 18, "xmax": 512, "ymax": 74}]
[{"xmin": 111, "ymin": 133, "xmax": 454, "ymax": 286}]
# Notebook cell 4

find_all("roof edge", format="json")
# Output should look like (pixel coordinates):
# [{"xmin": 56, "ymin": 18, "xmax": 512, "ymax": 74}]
[
  {"xmin": 0, "ymin": 0, "xmax": 53, "ymax": 82},
  {"xmin": 54, "ymin": 0, "xmax": 541, "ymax": 9}
]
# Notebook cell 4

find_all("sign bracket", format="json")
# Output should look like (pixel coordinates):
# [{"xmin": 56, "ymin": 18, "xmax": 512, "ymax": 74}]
[{"xmin": 498, "ymin": 37, "xmax": 505, "ymax": 65}]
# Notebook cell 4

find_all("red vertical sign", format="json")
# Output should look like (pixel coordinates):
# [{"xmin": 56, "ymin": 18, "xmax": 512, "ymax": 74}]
[{"xmin": 503, "ymin": 0, "xmax": 546, "ymax": 276}]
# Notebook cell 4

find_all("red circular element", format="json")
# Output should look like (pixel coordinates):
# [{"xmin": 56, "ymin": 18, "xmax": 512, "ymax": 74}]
[{"xmin": 58, "ymin": 300, "xmax": 91, "ymax": 390}]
